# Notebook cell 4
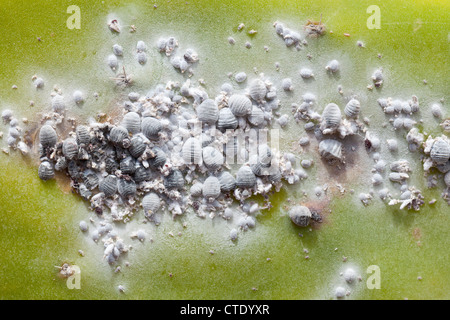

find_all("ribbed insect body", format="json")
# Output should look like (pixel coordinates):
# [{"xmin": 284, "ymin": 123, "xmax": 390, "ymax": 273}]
[
  {"xmin": 319, "ymin": 139, "xmax": 343, "ymax": 161},
  {"xmin": 182, "ymin": 137, "xmax": 202, "ymax": 165},
  {"xmin": 196, "ymin": 99, "xmax": 219, "ymax": 124},
  {"xmin": 202, "ymin": 176, "xmax": 221, "ymax": 200},
  {"xmin": 228, "ymin": 94, "xmax": 252, "ymax": 116},
  {"xmin": 141, "ymin": 117, "xmax": 162, "ymax": 140},
  {"xmin": 39, "ymin": 125, "xmax": 57, "ymax": 148},
  {"xmin": 236, "ymin": 166, "xmax": 257, "ymax": 188},
  {"xmin": 99, "ymin": 175, "xmax": 118, "ymax": 197},
  {"xmin": 248, "ymin": 79, "xmax": 267, "ymax": 101}
]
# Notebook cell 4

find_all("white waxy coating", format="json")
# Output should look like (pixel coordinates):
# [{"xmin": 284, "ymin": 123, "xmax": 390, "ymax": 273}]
[
  {"xmin": 299, "ymin": 67, "xmax": 314, "ymax": 78},
  {"xmin": 217, "ymin": 107, "xmax": 238, "ymax": 131},
  {"xmin": 248, "ymin": 79, "xmax": 267, "ymax": 101},
  {"xmin": 228, "ymin": 94, "xmax": 252, "ymax": 116},
  {"xmin": 79, "ymin": 220, "xmax": 88, "ymax": 232},
  {"xmin": 386, "ymin": 139, "xmax": 398, "ymax": 152},
  {"xmin": 182, "ymin": 137, "xmax": 202, "ymax": 165},
  {"xmin": 325, "ymin": 59, "xmax": 340, "ymax": 73},
  {"xmin": 335, "ymin": 286, "xmax": 346, "ymax": 298},
  {"xmin": 196, "ymin": 99, "xmax": 219, "ymax": 124},
  {"xmin": 136, "ymin": 40, "xmax": 147, "ymax": 52},
  {"xmin": 218, "ymin": 171, "xmax": 236, "ymax": 192},
  {"xmin": 281, "ymin": 78, "xmax": 293, "ymax": 91},
  {"xmin": 52, "ymin": 95, "xmax": 65, "ymax": 113},
  {"xmin": 137, "ymin": 51, "xmax": 147, "ymax": 65},
  {"xmin": 34, "ymin": 77, "xmax": 45, "ymax": 88},
  {"xmin": 343, "ymin": 268, "xmax": 357, "ymax": 284},
  {"xmin": 142, "ymin": 192, "xmax": 161, "ymax": 214},
  {"xmin": 248, "ymin": 106, "xmax": 265, "ymax": 126},
  {"xmin": 319, "ymin": 139, "xmax": 343, "ymax": 161},
  {"xmin": 202, "ymin": 146, "xmax": 224, "ymax": 170},
  {"xmin": 73, "ymin": 90, "xmax": 84, "ymax": 104},
  {"xmin": 431, "ymin": 104, "xmax": 443, "ymax": 118},
  {"xmin": 234, "ymin": 72, "xmax": 247, "ymax": 83},
  {"xmin": 288, "ymin": 205, "xmax": 311, "ymax": 227},
  {"xmin": 112, "ymin": 44, "xmax": 123, "ymax": 56},
  {"xmin": 108, "ymin": 54, "xmax": 118, "ymax": 70},
  {"xmin": 202, "ymin": 176, "xmax": 221, "ymax": 200}
]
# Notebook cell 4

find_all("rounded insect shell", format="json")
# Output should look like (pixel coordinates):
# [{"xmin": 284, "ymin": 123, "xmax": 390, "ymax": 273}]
[
  {"xmin": 76, "ymin": 125, "xmax": 90, "ymax": 146},
  {"xmin": 99, "ymin": 175, "xmax": 118, "ymax": 197},
  {"xmin": 109, "ymin": 126, "xmax": 129, "ymax": 146},
  {"xmin": 182, "ymin": 137, "xmax": 202, "ymax": 165},
  {"xmin": 228, "ymin": 94, "xmax": 252, "ymax": 116},
  {"xmin": 248, "ymin": 106, "xmax": 265, "ymax": 127},
  {"xmin": 258, "ymin": 144, "xmax": 272, "ymax": 166},
  {"xmin": 202, "ymin": 176, "xmax": 221, "ymax": 200},
  {"xmin": 235, "ymin": 72, "xmax": 247, "ymax": 83},
  {"xmin": 321, "ymin": 103, "xmax": 342, "ymax": 128},
  {"xmin": 430, "ymin": 139, "xmax": 450, "ymax": 164},
  {"xmin": 107, "ymin": 54, "xmax": 118, "ymax": 70},
  {"xmin": 217, "ymin": 107, "xmax": 238, "ymax": 131},
  {"xmin": 112, "ymin": 44, "xmax": 123, "ymax": 56},
  {"xmin": 325, "ymin": 60, "xmax": 339, "ymax": 73},
  {"xmin": 190, "ymin": 182, "xmax": 204, "ymax": 197},
  {"xmin": 79, "ymin": 221, "xmax": 89, "ymax": 232},
  {"xmin": 62, "ymin": 138, "xmax": 78, "ymax": 160},
  {"xmin": 344, "ymin": 99, "xmax": 361, "ymax": 118},
  {"xmin": 39, "ymin": 125, "xmax": 57, "ymax": 147},
  {"xmin": 299, "ymin": 68, "xmax": 314, "ymax": 79},
  {"xmin": 54, "ymin": 157, "xmax": 68, "ymax": 171},
  {"xmin": 431, "ymin": 104, "xmax": 443, "ymax": 118},
  {"xmin": 235, "ymin": 165, "xmax": 257, "ymax": 188},
  {"xmin": 73, "ymin": 90, "xmax": 84, "ymax": 104},
  {"xmin": 129, "ymin": 136, "xmax": 146, "ymax": 158},
  {"xmin": 51, "ymin": 95, "xmax": 65, "ymax": 113},
  {"xmin": 117, "ymin": 178, "xmax": 137, "ymax": 198},
  {"xmin": 120, "ymin": 156, "xmax": 136, "ymax": 175},
  {"xmin": 319, "ymin": 139, "xmax": 343, "ymax": 161},
  {"xmin": 164, "ymin": 169, "xmax": 185, "ymax": 189},
  {"xmin": 289, "ymin": 205, "xmax": 312, "ymax": 227},
  {"xmin": 136, "ymin": 40, "xmax": 147, "ymax": 52},
  {"xmin": 196, "ymin": 99, "xmax": 219, "ymax": 124},
  {"xmin": 137, "ymin": 52, "xmax": 147, "ymax": 65},
  {"xmin": 149, "ymin": 147, "xmax": 167, "ymax": 168},
  {"xmin": 38, "ymin": 161, "xmax": 55, "ymax": 181},
  {"xmin": 141, "ymin": 117, "xmax": 162, "ymax": 140},
  {"xmin": 133, "ymin": 165, "xmax": 151, "ymax": 183},
  {"xmin": 82, "ymin": 170, "xmax": 99, "ymax": 190},
  {"xmin": 128, "ymin": 92, "xmax": 140, "ymax": 102},
  {"xmin": 142, "ymin": 192, "xmax": 161, "ymax": 214},
  {"xmin": 121, "ymin": 112, "xmax": 141, "ymax": 135},
  {"xmin": 248, "ymin": 79, "xmax": 267, "ymax": 101},
  {"xmin": 386, "ymin": 139, "xmax": 398, "ymax": 152},
  {"xmin": 281, "ymin": 78, "xmax": 293, "ymax": 91},
  {"xmin": 218, "ymin": 171, "xmax": 236, "ymax": 192},
  {"xmin": 202, "ymin": 146, "xmax": 224, "ymax": 170}
]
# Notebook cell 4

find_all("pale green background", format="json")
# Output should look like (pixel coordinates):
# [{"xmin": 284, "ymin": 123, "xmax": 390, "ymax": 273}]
[{"xmin": 0, "ymin": 0, "xmax": 448, "ymax": 299}]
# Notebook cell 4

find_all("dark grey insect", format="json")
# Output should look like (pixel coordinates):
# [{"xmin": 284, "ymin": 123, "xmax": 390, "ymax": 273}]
[
  {"xmin": 120, "ymin": 156, "xmax": 136, "ymax": 175},
  {"xmin": 129, "ymin": 136, "xmax": 146, "ymax": 158},
  {"xmin": 117, "ymin": 178, "xmax": 137, "ymax": 198},
  {"xmin": 148, "ymin": 147, "xmax": 167, "ymax": 168},
  {"xmin": 82, "ymin": 170, "xmax": 99, "ymax": 190},
  {"xmin": 164, "ymin": 169, "xmax": 184, "ymax": 189},
  {"xmin": 105, "ymin": 157, "xmax": 119, "ymax": 173},
  {"xmin": 38, "ymin": 161, "xmax": 55, "ymax": 181},
  {"xmin": 141, "ymin": 117, "xmax": 162, "ymax": 140},
  {"xmin": 39, "ymin": 125, "xmax": 57, "ymax": 148},
  {"xmin": 76, "ymin": 125, "xmax": 90, "ymax": 146},
  {"xmin": 99, "ymin": 175, "xmax": 118, "ymax": 197},
  {"xmin": 133, "ymin": 165, "xmax": 151, "ymax": 183},
  {"xmin": 109, "ymin": 126, "xmax": 129, "ymax": 146},
  {"xmin": 62, "ymin": 138, "xmax": 78, "ymax": 160}
]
